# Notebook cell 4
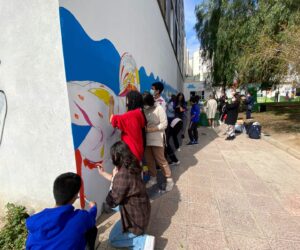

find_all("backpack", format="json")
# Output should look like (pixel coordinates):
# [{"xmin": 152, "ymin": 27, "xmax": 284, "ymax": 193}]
[{"xmin": 248, "ymin": 122, "xmax": 261, "ymax": 139}]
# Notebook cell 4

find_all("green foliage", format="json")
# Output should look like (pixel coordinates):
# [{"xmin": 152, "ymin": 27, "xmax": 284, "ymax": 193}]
[
  {"xmin": 0, "ymin": 203, "xmax": 29, "ymax": 250},
  {"xmin": 195, "ymin": 0, "xmax": 300, "ymax": 87}
]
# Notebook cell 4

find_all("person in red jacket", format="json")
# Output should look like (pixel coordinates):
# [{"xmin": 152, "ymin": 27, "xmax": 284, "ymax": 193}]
[{"xmin": 109, "ymin": 91, "xmax": 146, "ymax": 162}]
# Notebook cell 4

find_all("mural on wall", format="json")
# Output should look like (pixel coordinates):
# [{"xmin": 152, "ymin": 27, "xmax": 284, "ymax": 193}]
[
  {"xmin": 0, "ymin": 90, "xmax": 7, "ymax": 146},
  {"xmin": 59, "ymin": 7, "xmax": 176, "ymax": 208}
]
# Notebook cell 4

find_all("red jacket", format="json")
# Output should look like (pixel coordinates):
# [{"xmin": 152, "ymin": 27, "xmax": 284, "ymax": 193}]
[{"xmin": 111, "ymin": 109, "xmax": 145, "ymax": 161}]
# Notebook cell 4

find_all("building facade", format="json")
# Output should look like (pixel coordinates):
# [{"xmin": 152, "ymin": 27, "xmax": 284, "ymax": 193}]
[
  {"xmin": 190, "ymin": 49, "xmax": 211, "ymax": 82},
  {"xmin": 0, "ymin": 0, "xmax": 185, "ymax": 213}
]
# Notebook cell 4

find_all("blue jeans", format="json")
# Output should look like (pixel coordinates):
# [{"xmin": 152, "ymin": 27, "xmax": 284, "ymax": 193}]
[{"xmin": 109, "ymin": 220, "xmax": 147, "ymax": 250}]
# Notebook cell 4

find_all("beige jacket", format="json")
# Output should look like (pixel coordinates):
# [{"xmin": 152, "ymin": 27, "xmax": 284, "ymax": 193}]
[{"xmin": 144, "ymin": 105, "xmax": 167, "ymax": 147}]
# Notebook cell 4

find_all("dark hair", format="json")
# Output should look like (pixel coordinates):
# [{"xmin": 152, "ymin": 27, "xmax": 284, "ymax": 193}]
[
  {"xmin": 176, "ymin": 92, "xmax": 186, "ymax": 105},
  {"xmin": 169, "ymin": 94, "xmax": 176, "ymax": 103},
  {"xmin": 110, "ymin": 141, "xmax": 141, "ymax": 175},
  {"xmin": 126, "ymin": 91, "xmax": 144, "ymax": 111},
  {"xmin": 143, "ymin": 92, "xmax": 155, "ymax": 107},
  {"xmin": 195, "ymin": 95, "xmax": 200, "ymax": 103},
  {"xmin": 53, "ymin": 173, "xmax": 81, "ymax": 205},
  {"xmin": 190, "ymin": 95, "xmax": 197, "ymax": 104},
  {"xmin": 152, "ymin": 82, "xmax": 164, "ymax": 94}
]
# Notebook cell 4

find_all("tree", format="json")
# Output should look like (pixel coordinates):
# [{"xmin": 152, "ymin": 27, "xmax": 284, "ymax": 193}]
[{"xmin": 195, "ymin": 0, "xmax": 300, "ymax": 88}]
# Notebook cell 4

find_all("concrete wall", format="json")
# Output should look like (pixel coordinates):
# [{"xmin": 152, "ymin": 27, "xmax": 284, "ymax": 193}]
[
  {"xmin": 0, "ymin": 0, "xmax": 184, "ymax": 214},
  {"xmin": 59, "ymin": 0, "xmax": 184, "ymax": 210},
  {"xmin": 0, "ymin": 0, "xmax": 75, "ymax": 213}
]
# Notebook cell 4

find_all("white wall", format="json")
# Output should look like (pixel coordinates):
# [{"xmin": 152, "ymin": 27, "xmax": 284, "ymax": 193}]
[
  {"xmin": 0, "ymin": 0, "xmax": 75, "ymax": 213},
  {"xmin": 58, "ymin": 0, "xmax": 184, "ymax": 211},
  {"xmin": 60, "ymin": 0, "xmax": 183, "ymax": 89}
]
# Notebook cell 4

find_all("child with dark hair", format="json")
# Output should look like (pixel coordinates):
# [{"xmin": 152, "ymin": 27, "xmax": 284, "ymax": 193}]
[
  {"xmin": 26, "ymin": 173, "xmax": 98, "ymax": 250},
  {"xmin": 109, "ymin": 90, "xmax": 146, "ymax": 162},
  {"xmin": 151, "ymin": 81, "xmax": 166, "ymax": 110},
  {"xmin": 143, "ymin": 92, "xmax": 174, "ymax": 191},
  {"xmin": 187, "ymin": 96, "xmax": 200, "ymax": 145},
  {"xmin": 97, "ymin": 141, "xmax": 154, "ymax": 250}
]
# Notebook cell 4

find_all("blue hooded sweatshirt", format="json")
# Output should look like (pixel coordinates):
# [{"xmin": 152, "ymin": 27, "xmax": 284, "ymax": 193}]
[
  {"xmin": 190, "ymin": 103, "xmax": 200, "ymax": 123},
  {"xmin": 26, "ymin": 205, "xmax": 97, "ymax": 250}
]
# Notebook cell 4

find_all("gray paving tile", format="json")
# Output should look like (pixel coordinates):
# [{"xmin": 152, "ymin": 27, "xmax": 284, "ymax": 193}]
[
  {"xmin": 226, "ymin": 233, "xmax": 271, "ymax": 250},
  {"xmin": 219, "ymin": 209, "xmax": 264, "ymax": 237}
]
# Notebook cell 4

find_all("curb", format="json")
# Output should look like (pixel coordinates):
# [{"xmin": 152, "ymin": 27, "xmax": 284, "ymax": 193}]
[{"xmin": 262, "ymin": 133, "xmax": 300, "ymax": 160}]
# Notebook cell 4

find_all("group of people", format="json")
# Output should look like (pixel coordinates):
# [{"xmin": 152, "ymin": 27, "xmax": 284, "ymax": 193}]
[
  {"xmin": 25, "ymin": 82, "xmax": 257, "ymax": 249},
  {"xmin": 218, "ymin": 91, "xmax": 254, "ymax": 140},
  {"xmin": 25, "ymin": 82, "xmax": 198, "ymax": 250}
]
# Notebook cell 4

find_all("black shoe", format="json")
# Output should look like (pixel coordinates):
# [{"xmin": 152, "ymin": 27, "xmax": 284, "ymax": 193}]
[
  {"xmin": 181, "ymin": 134, "xmax": 185, "ymax": 139},
  {"xmin": 225, "ymin": 135, "xmax": 235, "ymax": 141}
]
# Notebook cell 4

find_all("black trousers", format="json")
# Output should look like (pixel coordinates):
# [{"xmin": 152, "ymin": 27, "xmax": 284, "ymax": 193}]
[
  {"xmin": 86, "ymin": 226, "xmax": 98, "ymax": 250},
  {"xmin": 165, "ymin": 121, "xmax": 183, "ymax": 162},
  {"xmin": 188, "ymin": 122, "xmax": 198, "ymax": 142}
]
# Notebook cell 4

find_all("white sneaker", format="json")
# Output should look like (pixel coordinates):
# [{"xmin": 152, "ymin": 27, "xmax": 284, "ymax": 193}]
[
  {"xmin": 177, "ymin": 148, "xmax": 181, "ymax": 152},
  {"xmin": 170, "ymin": 161, "xmax": 180, "ymax": 166},
  {"xmin": 165, "ymin": 178, "xmax": 174, "ymax": 192},
  {"xmin": 146, "ymin": 177, "xmax": 157, "ymax": 188},
  {"xmin": 144, "ymin": 235, "xmax": 155, "ymax": 250}
]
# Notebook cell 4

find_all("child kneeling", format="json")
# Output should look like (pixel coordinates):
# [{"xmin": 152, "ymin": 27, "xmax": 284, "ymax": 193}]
[
  {"xmin": 97, "ymin": 141, "xmax": 155, "ymax": 250},
  {"xmin": 26, "ymin": 173, "xmax": 98, "ymax": 250}
]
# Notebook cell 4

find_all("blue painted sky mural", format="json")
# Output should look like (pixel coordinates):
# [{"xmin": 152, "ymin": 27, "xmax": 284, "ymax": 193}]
[{"xmin": 59, "ymin": 7, "xmax": 176, "ymax": 96}]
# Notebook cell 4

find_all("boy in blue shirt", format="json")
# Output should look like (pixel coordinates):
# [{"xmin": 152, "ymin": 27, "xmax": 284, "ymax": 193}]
[
  {"xmin": 26, "ymin": 173, "xmax": 98, "ymax": 250},
  {"xmin": 187, "ymin": 95, "xmax": 200, "ymax": 145}
]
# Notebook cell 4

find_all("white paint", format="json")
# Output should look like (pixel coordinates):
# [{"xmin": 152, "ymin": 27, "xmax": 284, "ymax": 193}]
[
  {"xmin": 59, "ymin": 0, "xmax": 183, "ymax": 88},
  {"xmin": 58, "ymin": 0, "xmax": 184, "ymax": 212},
  {"xmin": 0, "ymin": 0, "xmax": 75, "ymax": 213}
]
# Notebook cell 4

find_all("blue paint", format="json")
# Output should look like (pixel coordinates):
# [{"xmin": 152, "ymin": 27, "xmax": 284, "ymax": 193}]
[
  {"xmin": 59, "ymin": 8, "xmax": 120, "ymax": 94},
  {"xmin": 59, "ymin": 7, "xmax": 178, "ymax": 147},
  {"xmin": 59, "ymin": 7, "xmax": 177, "ymax": 97},
  {"xmin": 187, "ymin": 84, "xmax": 196, "ymax": 89},
  {"xmin": 71, "ymin": 124, "xmax": 91, "ymax": 149}
]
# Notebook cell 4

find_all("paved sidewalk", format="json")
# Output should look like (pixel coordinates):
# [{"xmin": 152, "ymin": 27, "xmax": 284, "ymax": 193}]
[{"xmin": 96, "ymin": 126, "xmax": 300, "ymax": 250}]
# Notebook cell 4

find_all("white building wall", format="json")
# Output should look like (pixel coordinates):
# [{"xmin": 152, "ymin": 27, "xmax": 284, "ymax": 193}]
[
  {"xmin": 0, "ymin": 0, "xmax": 75, "ymax": 213},
  {"xmin": 0, "ymin": 0, "xmax": 184, "ymax": 214},
  {"xmin": 58, "ymin": 0, "xmax": 184, "ymax": 211}
]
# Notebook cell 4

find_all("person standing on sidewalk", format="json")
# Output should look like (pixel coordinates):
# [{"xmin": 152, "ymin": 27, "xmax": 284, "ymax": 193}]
[
  {"xmin": 99, "ymin": 141, "xmax": 154, "ymax": 250},
  {"xmin": 244, "ymin": 92, "xmax": 254, "ymax": 119},
  {"xmin": 187, "ymin": 96, "xmax": 200, "ymax": 145},
  {"xmin": 165, "ymin": 117, "xmax": 182, "ymax": 165},
  {"xmin": 143, "ymin": 92, "xmax": 174, "ymax": 192},
  {"xmin": 206, "ymin": 95, "xmax": 218, "ymax": 128},
  {"xmin": 109, "ymin": 91, "xmax": 146, "ymax": 162},
  {"xmin": 151, "ymin": 82, "xmax": 166, "ymax": 111},
  {"xmin": 225, "ymin": 94, "xmax": 240, "ymax": 140},
  {"xmin": 175, "ymin": 92, "xmax": 187, "ymax": 142}
]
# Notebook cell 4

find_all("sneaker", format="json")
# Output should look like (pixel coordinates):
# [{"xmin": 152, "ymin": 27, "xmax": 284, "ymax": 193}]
[
  {"xmin": 177, "ymin": 148, "xmax": 181, "ymax": 152},
  {"xmin": 146, "ymin": 176, "xmax": 157, "ymax": 188},
  {"xmin": 144, "ymin": 235, "xmax": 155, "ymax": 250},
  {"xmin": 193, "ymin": 141, "xmax": 199, "ymax": 145},
  {"xmin": 165, "ymin": 178, "xmax": 174, "ymax": 192},
  {"xmin": 186, "ymin": 141, "xmax": 194, "ymax": 145},
  {"xmin": 170, "ymin": 161, "xmax": 180, "ymax": 166},
  {"xmin": 225, "ymin": 135, "xmax": 235, "ymax": 141}
]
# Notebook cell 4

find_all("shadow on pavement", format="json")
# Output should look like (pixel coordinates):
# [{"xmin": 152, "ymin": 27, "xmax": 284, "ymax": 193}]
[{"xmin": 95, "ymin": 126, "xmax": 220, "ymax": 249}]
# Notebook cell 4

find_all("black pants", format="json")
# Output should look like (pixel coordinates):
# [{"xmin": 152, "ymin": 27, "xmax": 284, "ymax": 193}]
[
  {"xmin": 165, "ymin": 121, "xmax": 183, "ymax": 162},
  {"xmin": 188, "ymin": 122, "xmax": 198, "ymax": 142},
  {"xmin": 86, "ymin": 226, "xmax": 98, "ymax": 250},
  {"xmin": 246, "ymin": 109, "xmax": 252, "ymax": 119}
]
